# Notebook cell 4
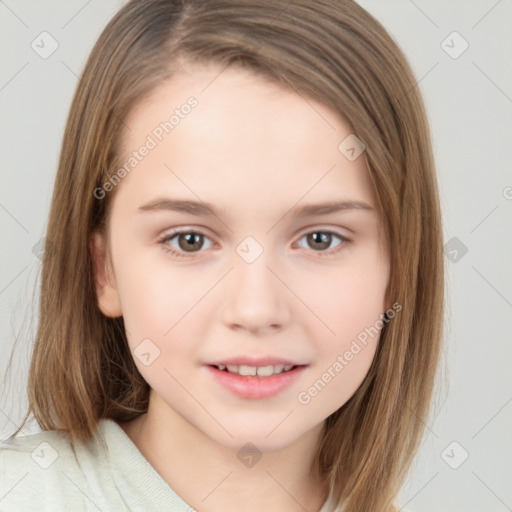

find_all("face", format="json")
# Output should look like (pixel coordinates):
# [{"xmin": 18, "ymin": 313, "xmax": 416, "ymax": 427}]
[{"xmin": 92, "ymin": 63, "xmax": 390, "ymax": 452}]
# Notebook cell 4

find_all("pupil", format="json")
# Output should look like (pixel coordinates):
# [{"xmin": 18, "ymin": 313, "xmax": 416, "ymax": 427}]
[
  {"xmin": 179, "ymin": 233, "xmax": 203, "ymax": 252},
  {"xmin": 308, "ymin": 232, "xmax": 330, "ymax": 250}
]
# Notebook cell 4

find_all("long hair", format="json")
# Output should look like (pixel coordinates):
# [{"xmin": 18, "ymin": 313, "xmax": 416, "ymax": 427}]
[{"xmin": 5, "ymin": 2, "xmax": 444, "ymax": 511}]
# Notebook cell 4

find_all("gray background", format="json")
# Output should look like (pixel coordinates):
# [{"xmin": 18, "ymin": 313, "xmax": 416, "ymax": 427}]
[{"xmin": 1, "ymin": 1, "xmax": 511, "ymax": 511}]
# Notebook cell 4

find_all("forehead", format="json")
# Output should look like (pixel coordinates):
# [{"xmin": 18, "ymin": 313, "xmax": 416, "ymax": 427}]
[
  {"xmin": 124, "ymin": 64, "xmax": 343, "ymax": 140},
  {"xmin": 112, "ymin": 63, "xmax": 377, "ymax": 219}
]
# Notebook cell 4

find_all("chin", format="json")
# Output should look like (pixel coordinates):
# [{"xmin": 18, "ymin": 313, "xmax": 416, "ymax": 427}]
[
  {"xmin": 204, "ymin": 419, "xmax": 315, "ymax": 453},
  {"xmin": 213, "ymin": 433, "xmax": 296, "ymax": 453}
]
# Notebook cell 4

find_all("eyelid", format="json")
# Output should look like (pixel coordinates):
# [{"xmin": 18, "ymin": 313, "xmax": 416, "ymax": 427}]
[
  {"xmin": 295, "ymin": 224, "xmax": 351, "ymax": 240},
  {"xmin": 159, "ymin": 224, "xmax": 352, "ymax": 240}
]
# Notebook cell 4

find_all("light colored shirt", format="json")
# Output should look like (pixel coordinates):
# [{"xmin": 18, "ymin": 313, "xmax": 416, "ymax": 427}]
[{"xmin": 0, "ymin": 418, "xmax": 341, "ymax": 512}]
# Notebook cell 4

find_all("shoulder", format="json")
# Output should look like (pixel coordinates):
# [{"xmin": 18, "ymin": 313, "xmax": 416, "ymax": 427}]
[
  {"xmin": 0, "ymin": 420, "xmax": 127, "ymax": 512},
  {"xmin": 1, "ymin": 426, "xmax": 82, "ymax": 466}
]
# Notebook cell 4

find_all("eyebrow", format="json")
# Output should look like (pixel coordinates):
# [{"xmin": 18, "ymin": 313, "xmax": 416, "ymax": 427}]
[{"xmin": 137, "ymin": 197, "xmax": 374, "ymax": 218}]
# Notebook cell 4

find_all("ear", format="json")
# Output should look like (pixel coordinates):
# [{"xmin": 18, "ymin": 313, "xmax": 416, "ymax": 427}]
[{"xmin": 90, "ymin": 231, "xmax": 123, "ymax": 318}]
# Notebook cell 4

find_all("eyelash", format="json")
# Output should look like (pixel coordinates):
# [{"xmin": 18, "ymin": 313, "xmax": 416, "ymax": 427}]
[{"xmin": 156, "ymin": 228, "xmax": 351, "ymax": 259}]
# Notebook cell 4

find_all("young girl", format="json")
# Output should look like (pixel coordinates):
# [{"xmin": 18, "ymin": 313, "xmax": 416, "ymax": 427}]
[{"xmin": 0, "ymin": 1, "xmax": 444, "ymax": 511}]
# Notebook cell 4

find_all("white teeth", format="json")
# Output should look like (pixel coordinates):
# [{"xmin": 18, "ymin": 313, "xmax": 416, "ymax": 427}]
[
  {"xmin": 273, "ymin": 364, "xmax": 285, "ymax": 374},
  {"xmin": 217, "ymin": 363, "xmax": 295, "ymax": 376},
  {"xmin": 239, "ymin": 365, "xmax": 257, "ymax": 376},
  {"xmin": 256, "ymin": 365, "xmax": 274, "ymax": 377}
]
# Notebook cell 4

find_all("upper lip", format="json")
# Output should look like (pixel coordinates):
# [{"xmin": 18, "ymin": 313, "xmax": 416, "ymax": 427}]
[{"xmin": 206, "ymin": 356, "xmax": 307, "ymax": 367}]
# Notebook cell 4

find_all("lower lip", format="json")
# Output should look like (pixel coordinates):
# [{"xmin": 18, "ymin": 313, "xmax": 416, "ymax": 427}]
[{"xmin": 205, "ymin": 365, "xmax": 307, "ymax": 399}]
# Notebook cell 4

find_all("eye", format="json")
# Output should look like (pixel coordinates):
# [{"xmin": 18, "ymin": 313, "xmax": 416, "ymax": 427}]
[
  {"xmin": 157, "ymin": 229, "xmax": 214, "ymax": 258},
  {"xmin": 295, "ymin": 230, "xmax": 348, "ymax": 257},
  {"xmin": 157, "ymin": 228, "xmax": 350, "ymax": 259}
]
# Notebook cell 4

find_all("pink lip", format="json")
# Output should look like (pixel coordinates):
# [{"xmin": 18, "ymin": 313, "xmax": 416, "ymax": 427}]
[
  {"xmin": 205, "ymin": 364, "xmax": 307, "ymax": 399},
  {"xmin": 207, "ymin": 356, "xmax": 305, "ymax": 367}
]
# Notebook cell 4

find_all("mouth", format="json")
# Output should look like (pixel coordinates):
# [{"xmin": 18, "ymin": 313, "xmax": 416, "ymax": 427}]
[
  {"xmin": 207, "ymin": 363, "xmax": 302, "ymax": 378},
  {"xmin": 205, "ymin": 363, "xmax": 308, "ymax": 399}
]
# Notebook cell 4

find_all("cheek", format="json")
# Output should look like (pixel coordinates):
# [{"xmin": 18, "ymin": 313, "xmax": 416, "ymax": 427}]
[
  {"xmin": 303, "ymin": 259, "xmax": 388, "ymax": 342},
  {"xmin": 294, "ymin": 260, "xmax": 387, "ymax": 411},
  {"xmin": 115, "ymin": 264, "xmax": 207, "ymax": 388},
  {"xmin": 297, "ymin": 287, "xmax": 383, "ymax": 416},
  {"xmin": 115, "ymin": 249, "xmax": 207, "ymax": 333}
]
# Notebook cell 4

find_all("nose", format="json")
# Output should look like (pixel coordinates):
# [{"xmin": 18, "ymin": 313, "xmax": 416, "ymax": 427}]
[{"xmin": 221, "ymin": 249, "xmax": 291, "ymax": 334}]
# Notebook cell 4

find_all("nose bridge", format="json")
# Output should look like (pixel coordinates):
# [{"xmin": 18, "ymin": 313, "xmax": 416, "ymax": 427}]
[
  {"xmin": 233, "ymin": 236, "xmax": 279, "ymax": 299},
  {"xmin": 222, "ymin": 235, "xmax": 290, "ymax": 331}
]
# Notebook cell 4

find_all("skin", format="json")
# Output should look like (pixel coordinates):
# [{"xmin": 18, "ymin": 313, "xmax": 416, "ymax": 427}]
[{"xmin": 91, "ymin": 62, "xmax": 390, "ymax": 512}]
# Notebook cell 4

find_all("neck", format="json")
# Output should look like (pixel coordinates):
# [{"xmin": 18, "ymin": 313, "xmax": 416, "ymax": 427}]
[{"xmin": 120, "ymin": 395, "xmax": 329, "ymax": 512}]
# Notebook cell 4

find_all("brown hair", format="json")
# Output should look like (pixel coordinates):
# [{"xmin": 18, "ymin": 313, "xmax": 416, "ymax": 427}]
[{"xmin": 4, "ymin": 1, "xmax": 444, "ymax": 511}]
